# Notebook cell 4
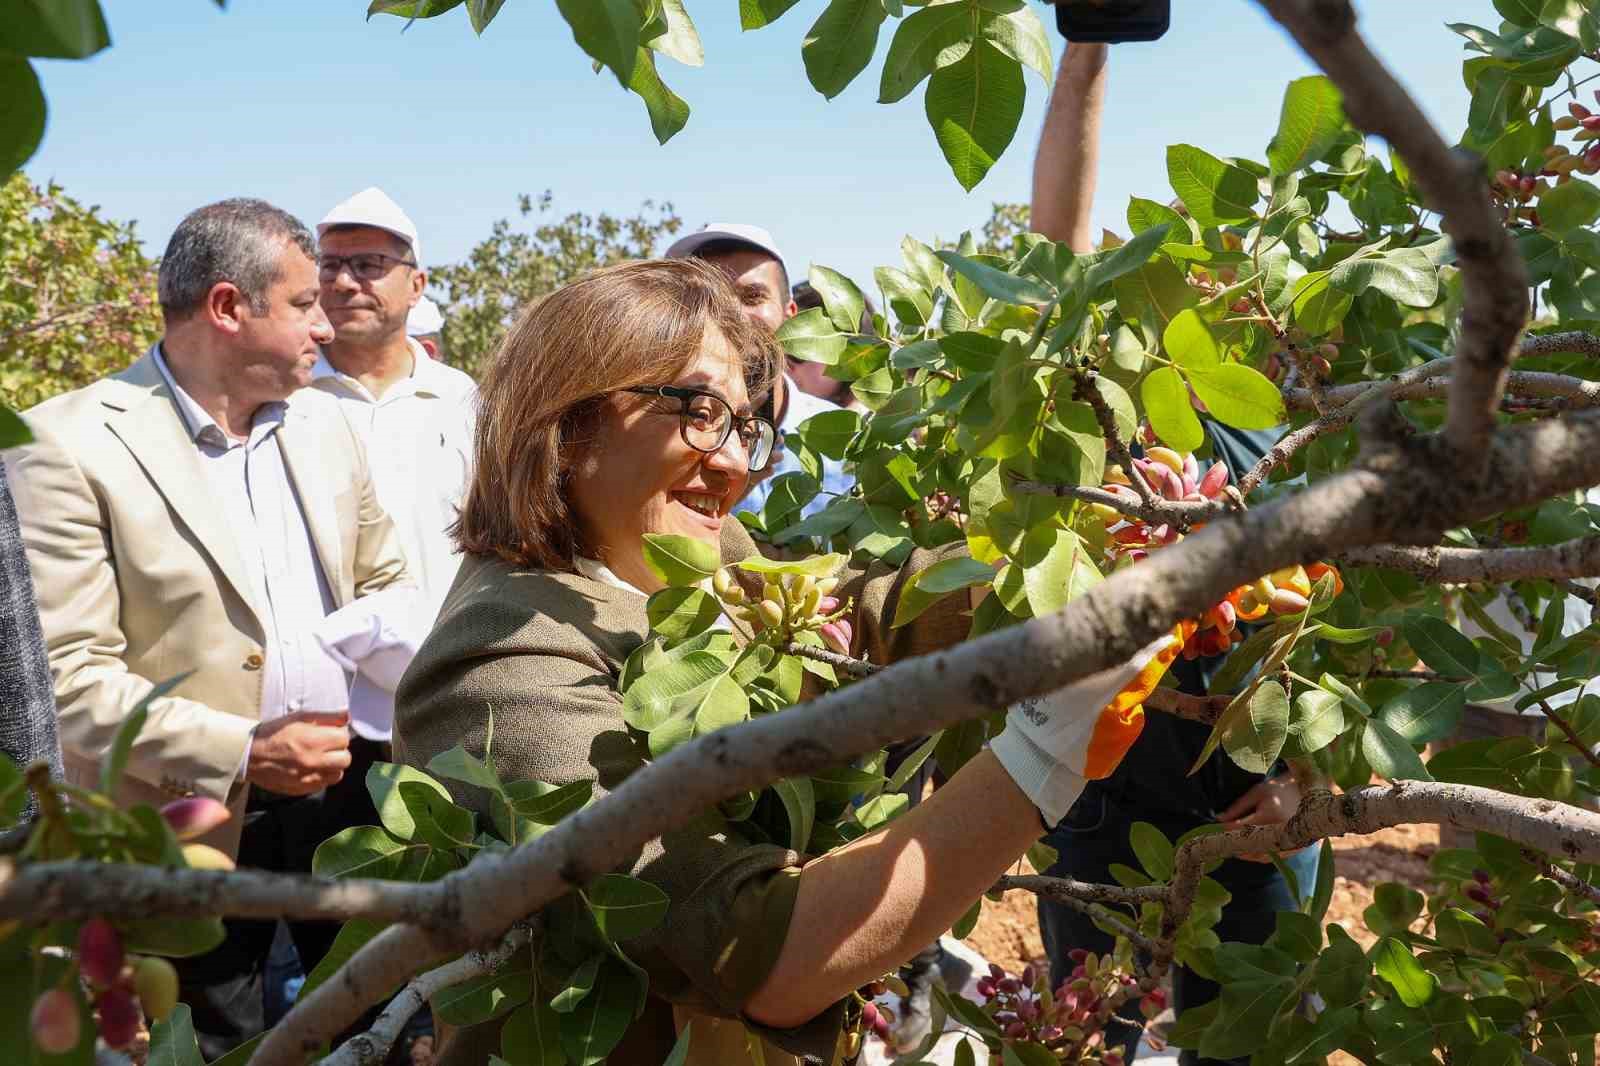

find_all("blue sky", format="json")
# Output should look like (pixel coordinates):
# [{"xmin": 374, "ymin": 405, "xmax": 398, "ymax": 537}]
[{"xmin": 26, "ymin": 1, "xmax": 1498, "ymax": 290}]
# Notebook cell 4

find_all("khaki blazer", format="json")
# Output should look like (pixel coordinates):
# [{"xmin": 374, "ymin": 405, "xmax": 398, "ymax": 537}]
[{"xmin": 4, "ymin": 347, "xmax": 412, "ymax": 857}]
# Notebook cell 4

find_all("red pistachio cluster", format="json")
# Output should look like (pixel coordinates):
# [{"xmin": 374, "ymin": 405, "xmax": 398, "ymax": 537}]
[{"xmin": 973, "ymin": 955, "xmax": 1156, "ymax": 1063}]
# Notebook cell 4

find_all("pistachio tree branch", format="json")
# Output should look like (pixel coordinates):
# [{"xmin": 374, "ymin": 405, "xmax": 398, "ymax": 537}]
[
  {"xmin": 1539, "ymin": 700, "xmax": 1600, "ymax": 771},
  {"xmin": 781, "ymin": 641, "xmax": 878, "ymax": 678},
  {"xmin": 994, "ymin": 873, "xmax": 1167, "ymax": 907},
  {"xmin": 0, "ymin": 859, "xmax": 447, "ymax": 928},
  {"xmin": 1522, "ymin": 849, "xmax": 1600, "ymax": 905},
  {"xmin": 1254, "ymin": 0, "xmax": 1529, "ymax": 463},
  {"xmin": 321, "ymin": 925, "xmax": 533, "ymax": 1066},
  {"xmin": 1011, "ymin": 480, "xmax": 1231, "ymax": 525},
  {"xmin": 1337, "ymin": 536, "xmax": 1600, "ymax": 585},
  {"xmin": 1077, "ymin": 370, "xmax": 1155, "ymax": 507}
]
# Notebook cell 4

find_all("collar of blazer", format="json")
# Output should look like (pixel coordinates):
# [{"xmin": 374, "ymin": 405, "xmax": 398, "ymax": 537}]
[{"xmin": 98, "ymin": 346, "xmax": 350, "ymax": 626}]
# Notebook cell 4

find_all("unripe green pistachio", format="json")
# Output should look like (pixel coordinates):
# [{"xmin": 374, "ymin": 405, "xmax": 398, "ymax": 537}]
[{"xmin": 757, "ymin": 599, "xmax": 784, "ymax": 628}]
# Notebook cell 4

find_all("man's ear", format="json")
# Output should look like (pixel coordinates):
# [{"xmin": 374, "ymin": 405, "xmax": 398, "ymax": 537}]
[
  {"xmin": 204, "ymin": 282, "xmax": 246, "ymax": 336},
  {"xmin": 784, "ymin": 299, "xmax": 798, "ymax": 320},
  {"xmin": 410, "ymin": 269, "xmax": 427, "ymax": 303}
]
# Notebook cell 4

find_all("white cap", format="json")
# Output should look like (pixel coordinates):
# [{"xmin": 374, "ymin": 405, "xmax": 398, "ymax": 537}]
[
  {"xmin": 665, "ymin": 223, "xmax": 785, "ymax": 271},
  {"xmin": 318, "ymin": 186, "xmax": 422, "ymax": 268},
  {"xmin": 406, "ymin": 296, "xmax": 444, "ymax": 336}
]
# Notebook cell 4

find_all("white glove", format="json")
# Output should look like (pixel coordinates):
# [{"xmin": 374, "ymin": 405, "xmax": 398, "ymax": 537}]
[{"xmin": 990, "ymin": 631, "xmax": 1183, "ymax": 826}]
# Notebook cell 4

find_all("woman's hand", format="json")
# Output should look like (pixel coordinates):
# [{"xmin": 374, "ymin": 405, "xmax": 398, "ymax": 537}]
[{"xmin": 1217, "ymin": 776, "xmax": 1307, "ymax": 862}]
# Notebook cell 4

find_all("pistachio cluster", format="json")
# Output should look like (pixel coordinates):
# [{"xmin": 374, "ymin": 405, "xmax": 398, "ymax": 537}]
[{"xmin": 711, "ymin": 567, "xmax": 854, "ymax": 655}]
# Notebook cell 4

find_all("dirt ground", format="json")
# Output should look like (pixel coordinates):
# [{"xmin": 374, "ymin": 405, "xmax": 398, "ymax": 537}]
[{"xmin": 963, "ymin": 822, "xmax": 1441, "ymax": 974}]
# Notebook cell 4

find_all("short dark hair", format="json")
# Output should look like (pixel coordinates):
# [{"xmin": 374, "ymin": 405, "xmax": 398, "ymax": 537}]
[
  {"xmin": 158, "ymin": 198, "xmax": 315, "ymax": 318},
  {"xmin": 689, "ymin": 238, "xmax": 791, "ymax": 297}
]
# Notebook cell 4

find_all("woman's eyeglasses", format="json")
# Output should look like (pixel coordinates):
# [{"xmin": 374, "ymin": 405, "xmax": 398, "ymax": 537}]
[
  {"xmin": 316, "ymin": 252, "xmax": 417, "ymax": 282},
  {"xmin": 624, "ymin": 386, "xmax": 778, "ymax": 471}
]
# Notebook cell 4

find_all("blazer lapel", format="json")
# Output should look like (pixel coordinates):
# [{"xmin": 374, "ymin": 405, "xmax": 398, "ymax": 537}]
[
  {"xmin": 102, "ymin": 352, "xmax": 262, "ymax": 625},
  {"xmin": 277, "ymin": 408, "xmax": 347, "ymax": 605}
]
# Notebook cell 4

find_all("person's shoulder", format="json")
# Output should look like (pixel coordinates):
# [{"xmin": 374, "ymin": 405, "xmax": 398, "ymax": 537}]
[{"xmin": 427, "ymin": 553, "xmax": 649, "ymax": 667}]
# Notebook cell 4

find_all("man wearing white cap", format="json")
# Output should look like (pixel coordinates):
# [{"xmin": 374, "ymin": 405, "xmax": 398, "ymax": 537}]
[
  {"xmin": 312, "ymin": 188, "xmax": 477, "ymax": 640},
  {"xmin": 664, "ymin": 223, "xmax": 850, "ymax": 523},
  {"xmin": 407, "ymin": 295, "xmax": 446, "ymax": 360}
]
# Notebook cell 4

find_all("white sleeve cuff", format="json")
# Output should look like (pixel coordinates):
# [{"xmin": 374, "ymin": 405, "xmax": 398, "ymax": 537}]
[{"xmin": 990, "ymin": 725, "xmax": 1087, "ymax": 828}]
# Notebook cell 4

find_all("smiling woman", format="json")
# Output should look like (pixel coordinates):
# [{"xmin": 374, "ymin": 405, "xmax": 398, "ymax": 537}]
[{"xmin": 393, "ymin": 258, "xmax": 1172, "ymax": 1066}]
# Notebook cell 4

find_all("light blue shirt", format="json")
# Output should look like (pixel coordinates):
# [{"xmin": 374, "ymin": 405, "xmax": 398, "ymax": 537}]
[{"xmin": 737, "ymin": 376, "xmax": 854, "ymax": 523}]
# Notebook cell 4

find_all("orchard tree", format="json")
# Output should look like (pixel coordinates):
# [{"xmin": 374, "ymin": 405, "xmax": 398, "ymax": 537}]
[
  {"xmin": 430, "ymin": 192, "xmax": 682, "ymax": 376},
  {"xmin": 6, "ymin": 2, "xmax": 1600, "ymax": 1066},
  {"xmin": 0, "ymin": 174, "xmax": 162, "ymax": 415}
]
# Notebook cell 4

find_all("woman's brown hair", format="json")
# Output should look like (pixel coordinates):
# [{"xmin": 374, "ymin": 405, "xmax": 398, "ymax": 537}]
[{"xmin": 454, "ymin": 257, "xmax": 778, "ymax": 571}]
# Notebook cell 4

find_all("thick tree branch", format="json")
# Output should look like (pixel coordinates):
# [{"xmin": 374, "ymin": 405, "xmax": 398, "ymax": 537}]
[
  {"xmin": 1011, "ymin": 480, "xmax": 1231, "ymax": 525},
  {"xmin": 0, "ymin": 859, "xmax": 446, "ymax": 927},
  {"xmin": 1256, "ymin": 0, "xmax": 1528, "ymax": 463},
  {"xmin": 1337, "ymin": 537, "xmax": 1600, "ymax": 585}
]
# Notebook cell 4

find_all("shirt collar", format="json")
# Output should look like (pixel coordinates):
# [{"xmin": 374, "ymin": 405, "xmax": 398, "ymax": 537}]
[
  {"xmin": 152, "ymin": 344, "xmax": 284, "ymax": 447},
  {"xmin": 313, "ymin": 337, "xmax": 439, "ymax": 402},
  {"xmin": 573, "ymin": 556, "xmax": 646, "ymax": 597}
]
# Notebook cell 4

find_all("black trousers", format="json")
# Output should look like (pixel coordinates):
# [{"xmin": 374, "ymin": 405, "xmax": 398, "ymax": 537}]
[
  {"xmin": 1036, "ymin": 787, "xmax": 1318, "ymax": 1066},
  {"xmin": 177, "ymin": 737, "xmax": 386, "ymax": 1061}
]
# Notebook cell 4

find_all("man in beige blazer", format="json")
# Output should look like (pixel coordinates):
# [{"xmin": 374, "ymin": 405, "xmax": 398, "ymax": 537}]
[{"xmin": 5, "ymin": 198, "xmax": 414, "ymax": 1057}]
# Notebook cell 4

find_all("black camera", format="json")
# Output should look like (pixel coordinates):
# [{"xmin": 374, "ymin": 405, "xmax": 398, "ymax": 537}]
[{"xmin": 1053, "ymin": 0, "xmax": 1170, "ymax": 43}]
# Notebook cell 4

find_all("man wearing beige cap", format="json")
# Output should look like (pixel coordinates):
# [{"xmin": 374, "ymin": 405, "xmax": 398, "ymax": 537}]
[{"xmin": 313, "ymin": 188, "xmax": 477, "ymax": 633}]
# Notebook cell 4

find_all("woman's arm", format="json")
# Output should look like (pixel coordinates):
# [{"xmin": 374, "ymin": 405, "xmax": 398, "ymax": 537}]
[
  {"xmin": 1031, "ymin": 42, "xmax": 1110, "ymax": 253},
  {"xmin": 744, "ymin": 750, "xmax": 1040, "ymax": 1027}
]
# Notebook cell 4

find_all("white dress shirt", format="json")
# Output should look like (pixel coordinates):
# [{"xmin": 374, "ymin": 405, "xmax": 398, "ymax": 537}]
[
  {"xmin": 151, "ymin": 347, "xmax": 350, "ymax": 762},
  {"xmin": 309, "ymin": 339, "xmax": 476, "ymax": 620}
]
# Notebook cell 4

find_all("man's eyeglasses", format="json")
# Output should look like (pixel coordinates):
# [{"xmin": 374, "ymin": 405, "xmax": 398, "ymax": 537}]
[
  {"xmin": 316, "ymin": 252, "xmax": 416, "ymax": 282},
  {"xmin": 624, "ymin": 386, "xmax": 778, "ymax": 471}
]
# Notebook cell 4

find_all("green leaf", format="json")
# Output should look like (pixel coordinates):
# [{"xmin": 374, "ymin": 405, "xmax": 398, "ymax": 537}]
[
  {"xmin": 1268, "ymin": 76, "xmax": 1345, "ymax": 175},
  {"xmin": 1285, "ymin": 689, "xmax": 1345, "ymax": 757},
  {"xmin": 366, "ymin": 0, "xmax": 465, "ymax": 17},
  {"xmin": 1140, "ymin": 365, "xmax": 1204, "ymax": 452},
  {"xmin": 979, "ymin": 5, "xmax": 1053, "ymax": 88},
  {"xmin": 366, "ymin": 762, "xmax": 451, "ymax": 842},
  {"xmin": 876, "ymin": 0, "xmax": 970, "ymax": 103},
  {"xmin": 1403, "ymin": 617, "xmax": 1511, "ymax": 700},
  {"xmin": 809, "ymin": 264, "xmax": 867, "ymax": 333},
  {"xmin": 560, "ymin": 956, "xmax": 645, "ymax": 1065},
  {"xmin": 734, "ymin": 552, "xmax": 845, "ymax": 578},
  {"xmin": 500, "ymin": 997, "xmax": 565, "ymax": 1065},
  {"xmin": 583, "ymin": 874, "xmax": 670, "ymax": 941},
  {"xmin": 1086, "ymin": 223, "xmax": 1171, "ymax": 293},
  {"xmin": 1128, "ymin": 196, "xmax": 1192, "ymax": 238},
  {"xmin": 895, "ymin": 556, "xmax": 996, "ymax": 627},
  {"xmin": 925, "ymin": 39, "xmax": 1026, "ymax": 192},
  {"xmin": 1201, "ymin": 976, "xmax": 1297, "ymax": 1060},
  {"xmin": 1371, "ymin": 936, "xmax": 1435, "ymax": 1008},
  {"xmin": 554, "ymin": 0, "xmax": 640, "ymax": 85},
  {"xmin": 622, "ymin": 651, "xmax": 729, "ymax": 732},
  {"xmin": 1162, "ymin": 307, "xmax": 1221, "ymax": 370},
  {"xmin": 1289, "ymin": 271, "xmax": 1354, "ymax": 335},
  {"xmin": 645, "ymin": 587, "xmax": 723, "ymax": 641},
  {"xmin": 1538, "ymin": 177, "xmax": 1600, "ymax": 231},
  {"xmin": 435, "ymin": 967, "xmax": 535, "ymax": 1026},
  {"xmin": 1187, "ymin": 363, "xmax": 1286, "ymax": 430},
  {"xmin": 1328, "ymin": 249, "xmax": 1439, "ymax": 307},
  {"xmin": 1167, "ymin": 143, "xmax": 1260, "ymax": 227},
  {"xmin": 0, "ymin": 408, "xmax": 31, "ymax": 450},
  {"xmin": 641, "ymin": 533, "xmax": 720, "ymax": 585},
  {"xmin": 312, "ymin": 825, "xmax": 419, "ymax": 878},
  {"xmin": 662, "ymin": 1021, "xmax": 693, "ymax": 1066},
  {"xmin": 626, "ymin": 47, "xmax": 690, "ymax": 144},
  {"xmin": 1314, "ymin": 925, "xmax": 1371, "ymax": 1008},
  {"xmin": 1363, "ymin": 882, "xmax": 1424, "ymax": 935},
  {"xmin": 1220, "ymin": 679, "xmax": 1291, "ymax": 774},
  {"xmin": 776, "ymin": 306, "xmax": 849, "ymax": 364},
  {"xmin": 771, "ymin": 776, "xmax": 815, "ymax": 852},
  {"xmin": 398, "ymin": 780, "xmax": 476, "ymax": 849},
  {"xmin": 147, "ymin": 1004, "xmax": 206, "ymax": 1066},
  {"xmin": 1020, "ymin": 527, "xmax": 1102, "ymax": 616},
  {"xmin": 1130, "ymin": 821, "xmax": 1175, "ymax": 881},
  {"xmin": 1376, "ymin": 683, "xmax": 1465, "ymax": 744},
  {"xmin": 101, "ymin": 673, "xmax": 189, "ymax": 795},
  {"xmin": 935, "ymin": 250, "xmax": 1053, "ymax": 306},
  {"xmin": 739, "ymin": 0, "xmax": 802, "ymax": 29},
  {"xmin": 801, "ymin": 0, "xmax": 888, "ymax": 99},
  {"xmin": 1305, "ymin": 840, "xmax": 1336, "ymax": 923},
  {"xmin": 647, "ymin": 672, "xmax": 750, "ymax": 756},
  {"xmin": 1362, "ymin": 718, "xmax": 1433, "ymax": 782},
  {"xmin": 855, "ymin": 791, "xmax": 910, "ymax": 829},
  {"xmin": 551, "ymin": 955, "xmax": 602, "ymax": 1013},
  {"xmin": 1114, "ymin": 258, "xmax": 1199, "ymax": 336},
  {"xmin": 1433, "ymin": 907, "xmax": 1498, "ymax": 954},
  {"xmin": 644, "ymin": 0, "xmax": 702, "ymax": 65},
  {"xmin": 467, "ymin": 0, "xmax": 508, "ymax": 34},
  {"xmin": 428, "ymin": 743, "xmax": 503, "ymax": 795},
  {"xmin": 1, "ymin": 0, "xmax": 110, "ymax": 59}
]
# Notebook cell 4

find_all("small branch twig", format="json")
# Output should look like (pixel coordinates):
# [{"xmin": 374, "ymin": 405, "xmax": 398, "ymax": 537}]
[
  {"xmin": 1539, "ymin": 700, "xmax": 1600, "ymax": 771},
  {"xmin": 781, "ymin": 641, "xmax": 877, "ymax": 677},
  {"xmin": 1076, "ymin": 370, "xmax": 1156, "ymax": 508},
  {"xmin": 1011, "ymin": 480, "xmax": 1231, "ymax": 526},
  {"xmin": 321, "ymin": 925, "xmax": 534, "ymax": 1066},
  {"xmin": 994, "ymin": 873, "xmax": 1167, "ymax": 907},
  {"xmin": 1522, "ymin": 849, "xmax": 1600, "ymax": 906}
]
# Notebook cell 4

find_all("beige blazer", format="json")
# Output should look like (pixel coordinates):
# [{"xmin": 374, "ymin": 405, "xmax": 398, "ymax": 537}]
[{"xmin": 4, "ymin": 348, "xmax": 412, "ymax": 857}]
